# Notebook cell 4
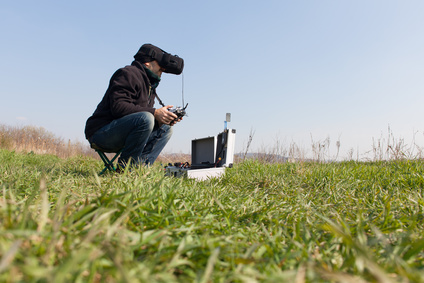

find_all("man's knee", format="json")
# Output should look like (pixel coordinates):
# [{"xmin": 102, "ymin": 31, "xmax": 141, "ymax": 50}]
[{"xmin": 129, "ymin": 112, "xmax": 155, "ymax": 131}]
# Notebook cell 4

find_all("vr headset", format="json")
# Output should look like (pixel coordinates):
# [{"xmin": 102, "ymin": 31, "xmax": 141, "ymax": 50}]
[{"xmin": 134, "ymin": 44, "xmax": 184, "ymax": 75}]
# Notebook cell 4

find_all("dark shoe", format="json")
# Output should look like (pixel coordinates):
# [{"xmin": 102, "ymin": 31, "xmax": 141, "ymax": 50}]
[{"xmin": 115, "ymin": 165, "xmax": 126, "ymax": 174}]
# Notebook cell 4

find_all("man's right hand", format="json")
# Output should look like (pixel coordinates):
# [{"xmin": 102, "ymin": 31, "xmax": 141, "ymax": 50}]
[{"xmin": 154, "ymin": 106, "xmax": 180, "ymax": 126}]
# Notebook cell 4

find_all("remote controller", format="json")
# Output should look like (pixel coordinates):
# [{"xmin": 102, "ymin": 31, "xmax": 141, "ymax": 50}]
[{"xmin": 168, "ymin": 104, "xmax": 188, "ymax": 122}]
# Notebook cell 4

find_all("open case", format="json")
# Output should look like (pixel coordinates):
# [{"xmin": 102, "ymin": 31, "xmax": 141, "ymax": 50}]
[{"xmin": 165, "ymin": 119, "xmax": 236, "ymax": 180}]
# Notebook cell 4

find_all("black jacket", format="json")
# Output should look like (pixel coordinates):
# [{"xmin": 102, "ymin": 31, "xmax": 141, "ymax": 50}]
[{"xmin": 85, "ymin": 61, "xmax": 157, "ymax": 140}]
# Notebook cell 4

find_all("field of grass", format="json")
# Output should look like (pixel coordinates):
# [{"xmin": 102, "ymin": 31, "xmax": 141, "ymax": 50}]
[{"xmin": 1, "ymin": 148, "xmax": 424, "ymax": 282}]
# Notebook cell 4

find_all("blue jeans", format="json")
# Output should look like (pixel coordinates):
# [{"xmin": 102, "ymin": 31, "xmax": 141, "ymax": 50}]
[{"xmin": 89, "ymin": 112, "xmax": 173, "ymax": 166}]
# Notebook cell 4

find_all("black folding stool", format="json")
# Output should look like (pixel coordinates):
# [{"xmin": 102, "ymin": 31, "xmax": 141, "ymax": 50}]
[{"xmin": 90, "ymin": 143, "xmax": 123, "ymax": 175}]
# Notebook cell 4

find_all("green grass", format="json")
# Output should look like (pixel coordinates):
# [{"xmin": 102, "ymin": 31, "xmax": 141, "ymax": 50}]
[{"xmin": 1, "ymin": 149, "xmax": 424, "ymax": 282}]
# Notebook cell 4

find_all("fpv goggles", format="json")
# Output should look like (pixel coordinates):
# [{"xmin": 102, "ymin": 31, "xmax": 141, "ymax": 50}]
[{"xmin": 134, "ymin": 44, "xmax": 184, "ymax": 75}]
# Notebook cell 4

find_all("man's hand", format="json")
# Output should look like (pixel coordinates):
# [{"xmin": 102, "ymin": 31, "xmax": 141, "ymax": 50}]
[{"xmin": 154, "ymin": 105, "xmax": 183, "ymax": 126}]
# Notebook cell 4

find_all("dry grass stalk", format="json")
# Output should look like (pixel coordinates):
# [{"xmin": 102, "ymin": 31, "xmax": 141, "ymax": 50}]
[
  {"xmin": 0, "ymin": 124, "xmax": 98, "ymax": 159},
  {"xmin": 0, "ymin": 124, "xmax": 190, "ymax": 163}
]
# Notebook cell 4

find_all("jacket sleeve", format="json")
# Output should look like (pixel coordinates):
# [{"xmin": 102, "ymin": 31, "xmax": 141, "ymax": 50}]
[{"xmin": 108, "ymin": 68, "xmax": 155, "ymax": 118}]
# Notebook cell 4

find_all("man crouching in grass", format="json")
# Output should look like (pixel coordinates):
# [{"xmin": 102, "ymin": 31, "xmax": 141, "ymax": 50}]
[{"xmin": 84, "ymin": 44, "xmax": 184, "ymax": 170}]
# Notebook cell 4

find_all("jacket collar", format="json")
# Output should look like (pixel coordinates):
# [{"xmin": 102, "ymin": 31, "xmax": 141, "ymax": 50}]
[{"xmin": 131, "ymin": 60, "xmax": 160, "ymax": 89}]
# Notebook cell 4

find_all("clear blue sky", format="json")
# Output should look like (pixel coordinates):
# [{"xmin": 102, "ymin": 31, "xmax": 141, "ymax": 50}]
[{"xmin": 1, "ymin": 1, "xmax": 423, "ymax": 159}]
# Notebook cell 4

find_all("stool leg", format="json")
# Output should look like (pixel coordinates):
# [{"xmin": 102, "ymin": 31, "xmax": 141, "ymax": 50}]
[
  {"xmin": 95, "ymin": 149, "xmax": 123, "ymax": 175},
  {"xmin": 96, "ymin": 150, "xmax": 114, "ymax": 175}
]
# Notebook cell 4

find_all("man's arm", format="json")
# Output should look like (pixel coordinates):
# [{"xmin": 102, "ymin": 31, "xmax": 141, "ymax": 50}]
[{"xmin": 109, "ymin": 68, "xmax": 155, "ymax": 118}]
